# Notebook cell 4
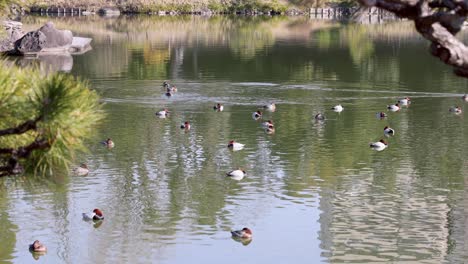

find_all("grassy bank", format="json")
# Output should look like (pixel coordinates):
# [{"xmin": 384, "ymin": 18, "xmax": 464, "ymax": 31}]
[{"xmin": 28, "ymin": 0, "xmax": 289, "ymax": 13}]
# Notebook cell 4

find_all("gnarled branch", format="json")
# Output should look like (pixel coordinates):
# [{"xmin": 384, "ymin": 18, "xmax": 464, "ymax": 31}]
[
  {"xmin": 0, "ymin": 115, "xmax": 42, "ymax": 136},
  {"xmin": 0, "ymin": 137, "xmax": 52, "ymax": 176}
]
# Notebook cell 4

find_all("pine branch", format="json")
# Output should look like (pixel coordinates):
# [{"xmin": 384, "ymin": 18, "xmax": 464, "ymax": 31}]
[{"xmin": 0, "ymin": 115, "xmax": 42, "ymax": 136}]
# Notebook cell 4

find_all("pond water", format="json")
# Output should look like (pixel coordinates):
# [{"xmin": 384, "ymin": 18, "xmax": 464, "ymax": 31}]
[{"xmin": 1, "ymin": 15, "xmax": 468, "ymax": 263}]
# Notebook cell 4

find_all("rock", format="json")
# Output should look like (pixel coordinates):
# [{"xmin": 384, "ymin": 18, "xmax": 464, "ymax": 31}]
[
  {"xmin": 3, "ymin": 20, "xmax": 24, "ymax": 42},
  {"xmin": 14, "ymin": 30, "xmax": 47, "ymax": 53},
  {"xmin": 13, "ymin": 22, "xmax": 73, "ymax": 54},
  {"xmin": 38, "ymin": 22, "xmax": 73, "ymax": 49},
  {"xmin": 0, "ymin": 39, "xmax": 14, "ymax": 52}
]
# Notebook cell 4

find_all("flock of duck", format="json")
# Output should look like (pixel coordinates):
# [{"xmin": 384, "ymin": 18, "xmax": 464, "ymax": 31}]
[{"xmin": 29, "ymin": 84, "xmax": 468, "ymax": 254}]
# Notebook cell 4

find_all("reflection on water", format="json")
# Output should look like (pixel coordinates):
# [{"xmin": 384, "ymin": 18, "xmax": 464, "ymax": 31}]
[
  {"xmin": 1, "ymin": 15, "xmax": 468, "ymax": 263},
  {"xmin": 14, "ymin": 53, "xmax": 74, "ymax": 73}
]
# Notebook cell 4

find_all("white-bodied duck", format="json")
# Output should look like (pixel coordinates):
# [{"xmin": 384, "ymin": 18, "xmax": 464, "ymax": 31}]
[
  {"xmin": 227, "ymin": 140, "xmax": 245, "ymax": 151},
  {"xmin": 226, "ymin": 169, "xmax": 246, "ymax": 180},
  {"xmin": 82, "ymin": 209, "xmax": 105, "ymax": 221},
  {"xmin": 213, "ymin": 103, "xmax": 224, "ymax": 112},
  {"xmin": 262, "ymin": 103, "xmax": 276, "ymax": 112},
  {"xmin": 384, "ymin": 126, "xmax": 395, "ymax": 136},
  {"xmin": 156, "ymin": 108, "xmax": 170, "ymax": 118},
  {"xmin": 398, "ymin": 97, "xmax": 411, "ymax": 105},
  {"xmin": 370, "ymin": 139, "xmax": 388, "ymax": 151},
  {"xmin": 180, "ymin": 121, "xmax": 191, "ymax": 130},
  {"xmin": 261, "ymin": 120, "xmax": 274, "ymax": 128},
  {"xmin": 252, "ymin": 110, "xmax": 262, "ymax": 120},
  {"xmin": 387, "ymin": 103, "xmax": 400, "ymax": 112},
  {"xmin": 449, "ymin": 106, "xmax": 462, "ymax": 114},
  {"xmin": 331, "ymin": 104, "xmax": 344, "ymax": 113}
]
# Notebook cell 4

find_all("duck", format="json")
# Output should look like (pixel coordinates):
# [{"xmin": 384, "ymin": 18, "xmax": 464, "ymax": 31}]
[
  {"xmin": 463, "ymin": 94, "xmax": 468, "ymax": 102},
  {"xmin": 82, "ymin": 209, "xmax": 104, "ymax": 221},
  {"xmin": 376, "ymin": 112, "xmax": 387, "ymax": 119},
  {"xmin": 156, "ymin": 108, "xmax": 170, "ymax": 118},
  {"xmin": 331, "ymin": 104, "xmax": 344, "ymax": 112},
  {"xmin": 165, "ymin": 91, "xmax": 173, "ymax": 97},
  {"xmin": 398, "ymin": 97, "xmax": 411, "ymax": 105},
  {"xmin": 102, "ymin": 138, "xmax": 115, "ymax": 148},
  {"xmin": 383, "ymin": 126, "xmax": 395, "ymax": 136},
  {"xmin": 265, "ymin": 126, "xmax": 275, "ymax": 134},
  {"xmin": 370, "ymin": 139, "xmax": 388, "ymax": 151},
  {"xmin": 163, "ymin": 81, "xmax": 171, "ymax": 89},
  {"xmin": 29, "ymin": 240, "xmax": 47, "ymax": 252},
  {"xmin": 252, "ymin": 110, "xmax": 262, "ymax": 120},
  {"xmin": 167, "ymin": 85, "xmax": 177, "ymax": 93},
  {"xmin": 262, "ymin": 103, "xmax": 276, "ymax": 112},
  {"xmin": 72, "ymin": 163, "xmax": 89, "ymax": 176},
  {"xmin": 180, "ymin": 121, "xmax": 191, "ymax": 130},
  {"xmin": 314, "ymin": 113, "xmax": 325, "ymax": 121},
  {"xmin": 231, "ymin": 227, "xmax": 252, "ymax": 239},
  {"xmin": 227, "ymin": 140, "xmax": 245, "ymax": 151},
  {"xmin": 449, "ymin": 106, "xmax": 462, "ymax": 114},
  {"xmin": 213, "ymin": 103, "xmax": 224, "ymax": 112},
  {"xmin": 387, "ymin": 103, "xmax": 400, "ymax": 112},
  {"xmin": 261, "ymin": 120, "xmax": 274, "ymax": 128},
  {"xmin": 226, "ymin": 169, "xmax": 246, "ymax": 178}
]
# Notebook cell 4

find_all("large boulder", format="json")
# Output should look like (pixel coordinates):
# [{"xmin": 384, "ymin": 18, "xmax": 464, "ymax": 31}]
[
  {"xmin": 39, "ymin": 22, "xmax": 73, "ymax": 49},
  {"xmin": 14, "ymin": 30, "xmax": 46, "ymax": 53},
  {"xmin": 14, "ymin": 22, "xmax": 73, "ymax": 54}
]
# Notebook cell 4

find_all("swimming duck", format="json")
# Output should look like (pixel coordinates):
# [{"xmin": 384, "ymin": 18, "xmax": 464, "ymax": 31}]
[
  {"xmin": 252, "ymin": 110, "xmax": 262, "ymax": 120},
  {"xmin": 261, "ymin": 120, "xmax": 274, "ymax": 128},
  {"xmin": 331, "ymin": 104, "xmax": 344, "ymax": 112},
  {"xmin": 213, "ymin": 103, "xmax": 224, "ymax": 112},
  {"xmin": 384, "ymin": 126, "xmax": 395, "ymax": 136},
  {"xmin": 82, "ymin": 209, "xmax": 104, "ymax": 221},
  {"xmin": 167, "ymin": 86, "xmax": 177, "ymax": 93},
  {"xmin": 227, "ymin": 140, "xmax": 245, "ymax": 151},
  {"xmin": 449, "ymin": 106, "xmax": 462, "ymax": 114},
  {"xmin": 262, "ymin": 103, "xmax": 276, "ymax": 112},
  {"xmin": 226, "ymin": 169, "xmax": 246, "ymax": 178},
  {"xmin": 376, "ymin": 112, "xmax": 387, "ymax": 119},
  {"xmin": 370, "ymin": 139, "xmax": 388, "ymax": 151},
  {"xmin": 463, "ymin": 94, "xmax": 468, "ymax": 102},
  {"xmin": 29, "ymin": 240, "xmax": 47, "ymax": 252},
  {"xmin": 231, "ymin": 227, "xmax": 252, "ymax": 239},
  {"xmin": 156, "ymin": 108, "xmax": 170, "ymax": 118},
  {"xmin": 315, "ymin": 113, "xmax": 325, "ymax": 121},
  {"xmin": 163, "ymin": 81, "xmax": 170, "ymax": 89},
  {"xmin": 180, "ymin": 121, "xmax": 191, "ymax": 130},
  {"xmin": 387, "ymin": 103, "xmax": 400, "ymax": 112},
  {"xmin": 398, "ymin": 97, "xmax": 411, "ymax": 105},
  {"xmin": 265, "ymin": 126, "xmax": 275, "ymax": 134},
  {"xmin": 72, "ymin": 163, "xmax": 89, "ymax": 176},
  {"xmin": 102, "ymin": 138, "xmax": 115, "ymax": 148},
  {"xmin": 165, "ymin": 91, "xmax": 173, "ymax": 97}
]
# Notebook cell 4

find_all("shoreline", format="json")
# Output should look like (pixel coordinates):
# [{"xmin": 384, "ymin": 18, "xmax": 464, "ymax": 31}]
[{"xmin": 26, "ymin": 6, "xmax": 358, "ymax": 18}]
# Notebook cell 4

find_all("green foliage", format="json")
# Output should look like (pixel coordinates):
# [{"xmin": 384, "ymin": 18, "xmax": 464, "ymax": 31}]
[{"xmin": 0, "ymin": 62, "xmax": 103, "ymax": 176}]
